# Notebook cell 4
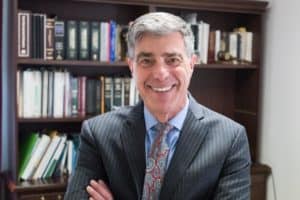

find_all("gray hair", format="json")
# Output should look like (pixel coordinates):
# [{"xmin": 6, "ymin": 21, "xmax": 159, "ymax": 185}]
[{"xmin": 127, "ymin": 12, "xmax": 194, "ymax": 58}]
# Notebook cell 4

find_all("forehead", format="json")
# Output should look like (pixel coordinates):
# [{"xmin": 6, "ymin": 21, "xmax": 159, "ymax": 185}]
[{"xmin": 134, "ymin": 32, "xmax": 186, "ymax": 55}]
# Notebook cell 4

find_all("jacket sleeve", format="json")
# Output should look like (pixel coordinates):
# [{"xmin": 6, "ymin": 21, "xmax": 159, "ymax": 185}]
[
  {"xmin": 64, "ymin": 120, "xmax": 108, "ymax": 200},
  {"xmin": 213, "ymin": 126, "xmax": 251, "ymax": 200}
]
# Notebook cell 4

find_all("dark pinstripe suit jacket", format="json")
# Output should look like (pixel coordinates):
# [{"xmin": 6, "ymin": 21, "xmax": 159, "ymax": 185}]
[{"xmin": 65, "ymin": 96, "xmax": 251, "ymax": 200}]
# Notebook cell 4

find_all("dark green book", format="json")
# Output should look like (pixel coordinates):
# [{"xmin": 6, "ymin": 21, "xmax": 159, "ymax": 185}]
[
  {"xmin": 18, "ymin": 132, "xmax": 40, "ymax": 179},
  {"xmin": 90, "ymin": 21, "xmax": 100, "ymax": 61},
  {"xmin": 66, "ymin": 20, "xmax": 78, "ymax": 60},
  {"xmin": 79, "ymin": 21, "xmax": 90, "ymax": 60}
]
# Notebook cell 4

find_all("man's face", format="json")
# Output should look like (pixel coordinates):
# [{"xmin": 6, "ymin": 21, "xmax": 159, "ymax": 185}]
[{"xmin": 128, "ymin": 32, "xmax": 196, "ymax": 122}]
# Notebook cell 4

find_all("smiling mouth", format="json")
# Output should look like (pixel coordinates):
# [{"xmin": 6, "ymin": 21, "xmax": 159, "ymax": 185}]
[{"xmin": 150, "ymin": 85, "xmax": 175, "ymax": 92}]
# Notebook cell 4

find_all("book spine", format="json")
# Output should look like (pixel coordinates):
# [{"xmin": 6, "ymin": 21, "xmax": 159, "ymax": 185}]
[
  {"xmin": 90, "ymin": 22, "xmax": 100, "ymax": 61},
  {"xmin": 110, "ymin": 20, "xmax": 116, "ymax": 62},
  {"xmin": 95, "ymin": 79, "xmax": 101, "ymax": 114},
  {"xmin": 71, "ymin": 76, "xmax": 79, "ymax": 116},
  {"xmin": 46, "ymin": 18, "xmax": 55, "ymax": 60},
  {"xmin": 31, "ymin": 14, "xmax": 37, "ymax": 58},
  {"xmin": 18, "ymin": 11, "xmax": 31, "ymax": 58},
  {"xmin": 86, "ymin": 79, "xmax": 96, "ymax": 115},
  {"xmin": 113, "ymin": 77, "xmax": 122, "ymax": 109},
  {"xmin": 54, "ymin": 20, "xmax": 65, "ymax": 60},
  {"xmin": 66, "ymin": 20, "xmax": 78, "ymax": 60},
  {"xmin": 104, "ymin": 77, "xmax": 112, "ymax": 112},
  {"xmin": 79, "ymin": 21, "xmax": 90, "ymax": 60}
]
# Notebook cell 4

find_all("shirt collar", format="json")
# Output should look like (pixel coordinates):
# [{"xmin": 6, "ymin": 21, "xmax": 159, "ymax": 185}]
[{"xmin": 144, "ymin": 97, "xmax": 190, "ymax": 132}]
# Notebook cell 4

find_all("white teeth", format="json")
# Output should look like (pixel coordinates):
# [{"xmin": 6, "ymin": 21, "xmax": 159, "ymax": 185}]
[{"xmin": 152, "ymin": 86, "xmax": 172, "ymax": 92}]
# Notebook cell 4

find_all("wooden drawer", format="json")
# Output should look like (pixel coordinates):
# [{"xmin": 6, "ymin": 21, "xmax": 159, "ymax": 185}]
[{"xmin": 19, "ymin": 192, "xmax": 64, "ymax": 200}]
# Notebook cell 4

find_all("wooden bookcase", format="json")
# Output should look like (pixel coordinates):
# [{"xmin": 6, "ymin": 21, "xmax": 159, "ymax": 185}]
[{"xmin": 3, "ymin": 0, "xmax": 270, "ymax": 199}]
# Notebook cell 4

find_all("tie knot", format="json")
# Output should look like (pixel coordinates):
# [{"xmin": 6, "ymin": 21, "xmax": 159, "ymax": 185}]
[{"xmin": 154, "ymin": 122, "xmax": 173, "ymax": 134}]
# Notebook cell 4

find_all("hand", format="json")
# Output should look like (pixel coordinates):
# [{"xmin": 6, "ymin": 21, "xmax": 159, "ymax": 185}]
[{"xmin": 86, "ymin": 179, "xmax": 114, "ymax": 200}]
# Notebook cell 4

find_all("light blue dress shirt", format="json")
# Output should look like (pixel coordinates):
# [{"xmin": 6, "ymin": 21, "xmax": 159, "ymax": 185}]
[{"xmin": 144, "ymin": 98, "xmax": 189, "ymax": 168}]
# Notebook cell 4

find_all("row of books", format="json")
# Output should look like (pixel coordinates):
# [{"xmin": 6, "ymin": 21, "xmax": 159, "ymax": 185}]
[
  {"xmin": 17, "ymin": 10, "xmax": 128, "ymax": 61},
  {"xmin": 17, "ymin": 68, "xmax": 140, "ymax": 118},
  {"xmin": 189, "ymin": 23, "xmax": 253, "ymax": 64},
  {"xmin": 182, "ymin": 12, "xmax": 253, "ymax": 64},
  {"xmin": 18, "ymin": 10, "xmax": 253, "ymax": 65},
  {"xmin": 18, "ymin": 131, "xmax": 79, "ymax": 181}
]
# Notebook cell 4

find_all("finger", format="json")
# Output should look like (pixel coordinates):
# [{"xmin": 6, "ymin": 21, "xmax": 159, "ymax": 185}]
[
  {"xmin": 89, "ymin": 180, "xmax": 113, "ymax": 200},
  {"xmin": 86, "ymin": 185, "xmax": 105, "ymax": 200}
]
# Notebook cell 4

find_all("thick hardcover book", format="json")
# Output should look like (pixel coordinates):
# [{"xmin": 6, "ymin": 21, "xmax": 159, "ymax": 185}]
[
  {"xmin": 66, "ymin": 20, "xmax": 78, "ymax": 60},
  {"xmin": 100, "ymin": 76, "xmax": 105, "ymax": 114},
  {"xmin": 123, "ymin": 77, "xmax": 131, "ymax": 106},
  {"xmin": 54, "ymin": 20, "xmax": 65, "ymax": 60},
  {"xmin": 35, "ymin": 14, "xmax": 46, "ymax": 59},
  {"xmin": 78, "ymin": 76, "xmax": 86, "ymax": 116},
  {"xmin": 86, "ymin": 79, "xmax": 96, "ymax": 115},
  {"xmin": 46, "ymin": 18, "xmax": 55, "ymax": 60},
  {"xmin": 41, "ymin": 69, "xmax": 49, "ymax": 117},
  {"xmin": 53, "ymin": 71, "xmax": 65, "ymax": 118},
  {"xmin": 18, "ymin": 10, "xmax": 31, "ymax": 58},
  {"xmin": 47, "ymin": 70, "xmax": 54, "ymax": 117},
  {"xmin": 104, "ymin": 77, "xmax": 113, "ymax": 112},
  {"xmin": 90, "ymin": 21, "xmax": 100, "ymax": 61},
  {"xmin": 79, "ymin": 21, "xmax": 90, "ymax": 60},
  {"xmin": 31, "ymin": 14, "xmax": 37, "ymax": 58},
  {"xmin": 190, "ymin": 24, "xmax": 199, "ymax": 56},
  {"xmin": 41, "ymin": 14, "xmax": 47, "ymax": 59},
  {"xmin": 109, "ymin": 20, "xmax": 117, "ymax": 62},
  {"xmin": 119, "ymin": 25, "xmax": 128, "ymax": 61},
  {"xmin": 113, "ymin": 77, "xmax": 122, "ymax": 109},
  {"xmin": 70, "ymin": 76, "xmax": 79, "ymax": 116},
  {"xmin": 95, "ymin": 79, "xmax": 102, "ymax": 114},
  {"xmin": 208, "ymin": 31, "xmax": 216, "ymax": 64}
]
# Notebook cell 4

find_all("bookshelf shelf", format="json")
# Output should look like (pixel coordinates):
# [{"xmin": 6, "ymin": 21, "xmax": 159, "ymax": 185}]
[
  {"xmin": 18, "ymin": 58, "xmax": 128, "ymax": 68},
  {"xmin": 74, "ymin": 0, "xmax": 268, "ymax": 14},
  {"xmin": 18, "ymin": 58, "xmax": 257, "ymax": 70},
  {"xmin": 196, "ymin": 63, "xmax": 257, "ymax": 69},
  {"xmin": 10, "ymin": 176, "xmax": 67, "ymax": 193},
  {"xmin": 18, "ymin": 117, "xmax": 90, "ymax": 123}
]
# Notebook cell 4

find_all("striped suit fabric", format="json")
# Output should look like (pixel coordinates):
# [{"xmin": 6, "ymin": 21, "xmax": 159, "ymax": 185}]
[{"xmin": 64, "ymin": 95, "xmax": 251, "ymax": 200}]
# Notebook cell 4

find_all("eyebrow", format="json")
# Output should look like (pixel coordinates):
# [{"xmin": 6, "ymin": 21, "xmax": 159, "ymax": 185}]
[
  {"xmin": 162, "ymin": 52, "xmax": 183, "ymax": 59},
  {"xmin": 136, "ymin": 52, "xmax": 183, "ymax": 60},
  {"xmin": 136, "ymin": 52, "xmax": 154, "ymax": 61}
]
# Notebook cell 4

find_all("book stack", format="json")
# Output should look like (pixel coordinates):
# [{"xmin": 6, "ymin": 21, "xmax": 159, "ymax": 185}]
[{"xmin": 18, "ymin": 131, "xmax": 79, "ymax": 181}]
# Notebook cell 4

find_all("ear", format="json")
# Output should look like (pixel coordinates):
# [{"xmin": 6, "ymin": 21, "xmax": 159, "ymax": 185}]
[
  {"xmin": 127, "ymin": 57, "xmax": 134, "ymax": 74},
  {"xmin": 189, "ymin": 54, "xmax": 197, "ymax": 71}
]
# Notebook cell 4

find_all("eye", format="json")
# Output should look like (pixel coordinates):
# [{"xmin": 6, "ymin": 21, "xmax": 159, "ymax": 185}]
[
  {"xmin": 137, "ymin": 58, "xmax": 154, "ymax": 67},
  {"xmin": 165, "ymin": 56, "xmax": 182, "ymax": 67}
]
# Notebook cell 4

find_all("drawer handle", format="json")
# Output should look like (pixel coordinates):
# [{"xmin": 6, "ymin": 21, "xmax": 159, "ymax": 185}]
[
  {"xmin": 57, "ymin": 194, "xmax": 62, "ymax": 200},
  {"xmin": 40, "ymin": 196, "xmax": 45, "ymax": 200}
]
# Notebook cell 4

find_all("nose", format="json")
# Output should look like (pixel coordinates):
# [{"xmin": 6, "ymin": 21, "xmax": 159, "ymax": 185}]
[{"xmin": 152, "ymin": 60, "xmax": 169, "ymax": 81}]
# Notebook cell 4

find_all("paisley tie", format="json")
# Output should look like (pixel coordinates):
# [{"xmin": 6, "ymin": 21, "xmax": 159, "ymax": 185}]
[{"xmin": 142, "ymin": 123, "xmax": 173, "ymax": 200}]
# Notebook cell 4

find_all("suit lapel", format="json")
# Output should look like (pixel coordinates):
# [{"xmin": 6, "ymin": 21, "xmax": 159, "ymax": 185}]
[
  {"xmin": 120, "ymin": 102, "xmax": 146, "ymax": 198},
  {"xmin": 160, "ymin": 98, "xmax": 209, "ymax": 199}
]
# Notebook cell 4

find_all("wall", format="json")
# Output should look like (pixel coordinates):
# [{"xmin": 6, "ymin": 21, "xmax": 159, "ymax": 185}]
[{"xmin": 259, "ymin": 0, "xmax": 300, "ymax": 199}]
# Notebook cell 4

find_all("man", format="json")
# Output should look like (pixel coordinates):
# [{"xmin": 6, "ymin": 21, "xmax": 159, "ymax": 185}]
[{"xmin": 65, "ymin": 12, "xmax": 251, "ymax": 200}]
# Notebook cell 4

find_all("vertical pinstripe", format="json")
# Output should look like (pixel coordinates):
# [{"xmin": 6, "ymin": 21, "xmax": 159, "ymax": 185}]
[{"xmin": 64, "ymin": 96, "xmax": 251, "ymax": 200}]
